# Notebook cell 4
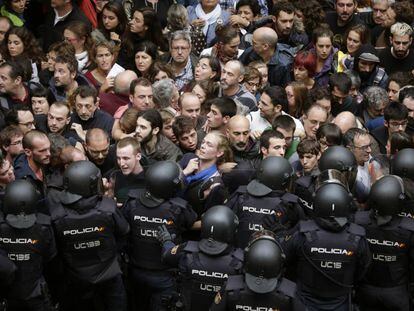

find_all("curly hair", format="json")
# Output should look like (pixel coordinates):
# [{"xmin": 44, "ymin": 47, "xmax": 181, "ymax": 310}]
[
  {"xmin": 3, "ymin": 27, "xmax": 44, "ymax": 63},
  {"xmin": 391, "ymin": 1, "xmax": 414, "ymax": 25},
  {"xmin": 293, "ymin": 0, "xmax": 325, "ymax": 36}
]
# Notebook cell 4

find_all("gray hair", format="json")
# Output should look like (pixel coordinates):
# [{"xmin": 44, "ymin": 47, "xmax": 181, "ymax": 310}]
[
  {"xmin": 372, "ymin": 0, "xmax": 394, "ymax": 6},
  {"xmin": 364, "ymin": 86, "xmax": 389, "ymax": 109},
  {"xmin": 152, "ymin": 79, "xmax": 176, "ymax": 108},
  {"xmin": 169, "ymin": 30, "xmax": 192, "ymax": 47},
  {"xmin": 344, "ymin": 70, "xmax": 361, "ymax": 89}
]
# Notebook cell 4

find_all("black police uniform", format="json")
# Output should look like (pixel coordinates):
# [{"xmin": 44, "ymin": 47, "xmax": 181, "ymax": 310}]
[
  {"xmin": 210, "ymin": 274, "xmax": 298, "ymax": 311},
  {"xmin": 161, "ymin": 241, "xmax": 243, "ymax": 311},
  {"xmin": 227, "ymin": 183, "xmax": 303, "ymax": 247},
  {"xmin": 122, "ymin": 189, "xmax": 197, "ymax": 311},
  {"xmin": 355, "ymin": 210, "xmax": 414, "ymax": 311},
  {"xmin": 282, "ymin": 219, "xmax": 371, "ymax": 311},
  {"xmin": 0, "ymin": 213, "xmax": 56, "ymax": 311},
  {"xmin": 51, "ymin": 195, "xmax": 130, "ymax": 311}
]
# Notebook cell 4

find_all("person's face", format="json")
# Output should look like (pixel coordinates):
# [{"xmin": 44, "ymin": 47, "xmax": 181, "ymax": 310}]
[
  {"xmin": 201, "ymin": 0, "xmax": 219, "ymax": 12},
  {"xmin": 346, "ymin": 30, "xmax": 361, "ymax": 55},
  {"xmin": 47, "ymin": 105, "xmax": 70, "ymax": 133},
  {"xmin": 7, "ymin": 34, "xmax": 24, "ymax": 57},
  {"xmin": 0, "ymin": 20, "xmax": 10, "ymax": 44},
  {"xmin": 181, "ymin": 97, "xmax": 201, "ymax": 123},
  {"xmin": 85, "ymin": 139, "xmax": 110, "ymax": 165},
  {"xmin": 367, "ymin": 101, "xmax": 386, "ymax": 118},
  {"xmin": 386, "ymin": 118, "xmax": 408, "ymax": 134},
  {"xmin": 54, "ymin": 62, "xmax": 75, "ymax": 87},
  {"xmin": 257, "ymin": 66, "xmax": 268, "ymax": 86},
  {"xmin": 18, "ymin": 110, "xmax": 35, "ymax": 134},
  {"xmin": 244, "ymin": 77, "xmax": 260, "ymax": 95},
  {"xmin": 178, "ymin": 129, "xmax": 197, "ymax": 151},
  {"xmin": 352, "ymin": 134, "xmax": 371, "ymax": 165},
  {"xmin": 102, "ymin": 8, "xmax": 119, "ymax": 30},
  {"xmin": 130, "ymin": 85, "xmax": 154, "ymax": 111},
  {"xmin": 171, "ymin": 39, "xmax": 191, "ymax": 64},
  {"xmin": 335, "ymin": 0, "xmax": 356, "ymax": 22},
  {"xmin": 221, "ymin": 62, "xmax": 242, "ymax": 90},
  {"xmin": 285, "ymin": 85, "xmax": 295, "ymax": 110},
  {"xmin": 162, "ymin": 118, "xmax": 177, "ymax": 144},
  {"xmin": 10, "ymin": 0, "xmax": 26, "ymax": 13},
  {"xmin": 195, "ymin": 58, "xmax": 216, "ymax": 81},
  {"xmin": 275, "ymin": 10, "xmax": 294, "ymax": 36},
  {"xmin": 75, "ymin": 95, "xmax": 97, "ymax": 121},
  {"xmin": 116, "ymin": 145, "xmax": 140, "ymax": 175},
  {"xmin": 63, "ymin": 29, "xmax": 84, "ymax": 52},
  {"xmin": 300, "ymin": 153, "xmax": 319, "ymax": 173},
  {"xmin": 51, "ymin": 0, "xmax": 66, "ymax": 9},
  {"xmin": 293, "ymin": 66, "xmax": 309, "ymax": 82},
  {"xmin": 388, "ymin": 81, "xmax": 400, "ymax": 102},
  {"xmin": 4, "ymin": 135, "xmax": 23, "ymax": 157},
  {"xmin": 29, "ymin": 137, "xmax": 51, "ymax": 166},
  {"xmin": 316, "ymin": 98, "xmax": 331, "ymax": 115},
  {"xmin": 358, "ymin": 59, "xmax": 375, "ymax": 73},
  {"xmin": 154, "ymin": 70, "xmax": 169, "ymax": 82},
  {"xmin": 192, "ymin": 84, "xmax": 206, "ymax": 104},
  {"xmin": 31, "ymin": 96, "xmax": 49, "ymax": 115},
  {"xmin": 171, "ymin": 87, "xmax": 180, "ymax": 111},
  {"xmin": 258, "ymin": 92, "xmax": 277, "ymax": 120},
  {"xmin": 391, "ymin": 34, "xmax": 412, "ymax": 59},
  {"xmin": 372, "ymin": 0, "xmax": 388, "ymax": 25},
  {"xmin": 0, "ymin": 159, "xmax": 14, "ymax": 185},
  {"xmin": 382, "ymin": 7, "xmax": 396, "ymax": 27},
  {"xmin": 135, "ymin": 116, "xmax": 158, "ymax": 144},
  {"xmin": 262, "ymin": 137, "xmax": 286, "ymax": 158},
  {"xmin": 95, "ymin": 46, "xmax": 114, "ymax": 72},
  {"xmin": 130, "ymin": 11, "xmax": 146, "ymax": 34},
  {"xmin": 403, "ymin": 97, "xmax": 414, "ymax": 119},
  {"xmin": 207, "ymin": 104, "xmax": 225, "ymax": 129},
  {"xmin": 135, "ymin": 50, "xmax": 153, "ymax": 74},
  {"xmin": 315, "ymin": 37, "xmax": 332, "ymax": 60},
  {"xmin": 331, "ymin": 86, "xmax": 348, "ymax": 106},
  {"xmin": 47, "ymin": 51, "xmax": 57, "ymax": 72},
  {"xmin": 252, "ymin": 34, "xmax": 265, "ymax": 56},
  {"xmin": 275, "ymin": 126, "xmax": 294, "ymax": 148},
  {"xmin": 0, "ymin": 65, "xmax": 17, "ymax": 93},
  {"xmin": 199, "ymin": 133, "xmax": 223, "ymax": 161},
  {"xmin": 227, "ymin": 122, "xmax": 250, "ymax": 152},
  {"xmin": 222, "ymin": 36, "xmax": 240, "ymax": 59},
  {"xmin": 303, "ymin": 108, "xmax": 327, "ymax": 138},
  {"xmin": 237, "ymin": 5, "xmax": 254, "ymax": 22}
]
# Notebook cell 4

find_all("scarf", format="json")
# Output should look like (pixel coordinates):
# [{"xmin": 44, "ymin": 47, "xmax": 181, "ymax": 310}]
[
  {"xmin": 185, "ymin": 164, "xmax": 218, "ymax": 184},
  {"xmin": 195, "ymin": 3, "xmax": 222, "ymax": 35}
]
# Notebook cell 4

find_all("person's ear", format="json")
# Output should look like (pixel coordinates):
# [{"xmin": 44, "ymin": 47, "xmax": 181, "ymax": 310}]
[
  {"xmin": 152, "ymin": 127, "xmax": 160, "ymax": 136},
  {"xmin": 24, "ymin": 148, "xmax": 32, "ymax": 158}
]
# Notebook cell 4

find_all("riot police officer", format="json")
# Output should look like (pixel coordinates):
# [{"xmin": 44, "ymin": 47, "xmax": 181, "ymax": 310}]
[
  {"xmin": 122, "ymin": 161, "xmax": 197, "ymax": 311},
  {"xmin": 51, "ymin": 160, "xmax": 129, "ymax": 311},
  {"xmin": 0, "ymin": 180, "xmax": 56, "ymax": 311},
  {"xmin": 211, "ymin": 230, "xmax": 301, "ymax": 311},
  {"xmin": 282, "ymin": 181, "xmax": 371, "ymax": 311},
  {"xmin": 226, "ymin": 156, "xmax": 301, "ymax": 247},
  {"xmin": 294, "ymin": 146, "xmax": 358, "ymax": 211},
  {"xmin": 157, "ymin": 205, "xmax": 243, "ymax": 311},
  {"xmin": 354, "ymin": 175, "xmax": 414, "ymax": 311}
]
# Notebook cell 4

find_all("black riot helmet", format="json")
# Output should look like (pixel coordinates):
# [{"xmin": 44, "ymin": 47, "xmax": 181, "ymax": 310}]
[
  {"xmin": 3, "ymin": 180, "xmax": 38, "ymax": 229},
  {"xmin": 199, "ymin": 205, "xmax": 239, "ymax": 255},
  {"xmin": 313, "ymin": 181, "xmax": 352, "ymax": 226},
  {"xmin": 140, "ymin": 161, "xmax": 184, "ymax": 207},
  {"xmin": 369, "ymin": 175, "xmax": 405, "ymax": 224},
  {"xmin": 244, "ymin": 230, "xmax": 285, "ymax": 294},
  {"xmin": 319, "ymin": 146, "xmax": 357, "ymax": 187},
  {"xmin": 61, "ymin": 160, "xmax": 102, "ymax": 204},
  {"xmin": 391, "ymin": 148, "xmax": 414, "ymax": 180},
  {"xmin": 252, "ymin": 156, "xmax": 294, "ymax": 194}
]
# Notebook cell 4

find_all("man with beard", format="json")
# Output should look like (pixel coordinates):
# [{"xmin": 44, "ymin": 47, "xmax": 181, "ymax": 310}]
[
  {"xmin": 111, "ymin": 137, "xmax": 145, "ymax": 205},
  {"xmin": 354, "ymin": 44, "xmax": 388, "ymax": 92},
  {"xmin": 220, "ymin": 60, "xmax": 257, "ymax": 112},
  {"xmin": 49, "ymin": 54, "xmax": 91, "ymax": 102},
  {"xmin": 379, "ymin": 22, "xmax": 414, "ymax": 75},
  {"xmin": 13, "ymin": 130, "xmax": 50, "ymax": 208},
  {"xmin": 71, "ymin": 85, "xmax": 114, "ymax": 137},
  {"xmin": 83, "ymin": 128, "xmax": 116, "ymax": 176},
  {"xmin": 329, "ymin": 72, "xmax": 358, "ymax": 117},
  {"xmin": 325, "ymin": 0, "xmax": 365, "ymax": 48},
  {"xmin": 401, "ymin": 87, "xmax": 414, "ymax": 136},
  {"xmin": 135, "ymin": 109, "xmax": 182, "ymax": 166}
]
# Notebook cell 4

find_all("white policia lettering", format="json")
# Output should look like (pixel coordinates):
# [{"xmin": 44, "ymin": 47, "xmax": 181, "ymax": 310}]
[{"xmin": 63, "ymin": 227, "xmax": 104, "ymax": 236}]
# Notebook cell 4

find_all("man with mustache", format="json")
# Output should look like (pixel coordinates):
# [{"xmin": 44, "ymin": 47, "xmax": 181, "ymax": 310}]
[{"xmin": 325, "ymin": 0, "xmax": 364, "ymax": 49}]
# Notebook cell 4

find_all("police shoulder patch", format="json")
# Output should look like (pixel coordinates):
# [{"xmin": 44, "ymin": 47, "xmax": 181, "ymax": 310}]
[
  {"xmin": 170, "ymin": 245, "xmax": 179, "ymax": 255},
  {"xmin": 214, "ymin": 292, "xmax": 222, "ymax": 304}
]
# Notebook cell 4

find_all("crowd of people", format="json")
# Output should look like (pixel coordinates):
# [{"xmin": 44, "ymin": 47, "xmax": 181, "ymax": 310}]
[{"xmin": 0, "ymin": 0, "xmax": 413, "ymax": 309}]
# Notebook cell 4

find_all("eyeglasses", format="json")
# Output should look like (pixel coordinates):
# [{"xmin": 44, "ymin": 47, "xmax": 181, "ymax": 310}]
[
  {"xmin": 19, "ymin": 121, "xmax": 35, "ymax": 127},
  {"xmin": 353, "ymin": 143, "xmax": 372, "ymax": 151},
  {"xmin": 389, "ymin": 120, "xmax": 408, "ymax": 128},
  {"xmin": 171, "ymin": 46, "xmax": 190, "ymax": 52},
  {"xmin": 9, "ymin": 139, "xmax": 22, "ymax": 146}
]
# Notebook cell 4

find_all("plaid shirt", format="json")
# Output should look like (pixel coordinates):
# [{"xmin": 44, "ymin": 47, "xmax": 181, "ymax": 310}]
[{"xmin": 173, "ymin": 57, "xmax": 194, "ymax": 92}]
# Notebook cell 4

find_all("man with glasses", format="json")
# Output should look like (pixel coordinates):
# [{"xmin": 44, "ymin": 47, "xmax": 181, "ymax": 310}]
[
  {"xmin": 5, "ymin": 106, "xmax": 35, "ymax": 134},
  {"xmin": 0, "ymin": 125, "xmax": 23, "ymax": 164},
  {"xmin": 0, "ymin": 151, "xmax": 15, "ymax": 196},
  {"xmin": 371, "ymin": 102, "xmax": 409, "ymax": 154}
]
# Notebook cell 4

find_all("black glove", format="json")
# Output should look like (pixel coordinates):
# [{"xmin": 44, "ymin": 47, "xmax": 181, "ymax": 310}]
[{"xmin": 157, "ymin": 225, "xmax": 173, "ymax": 244}]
